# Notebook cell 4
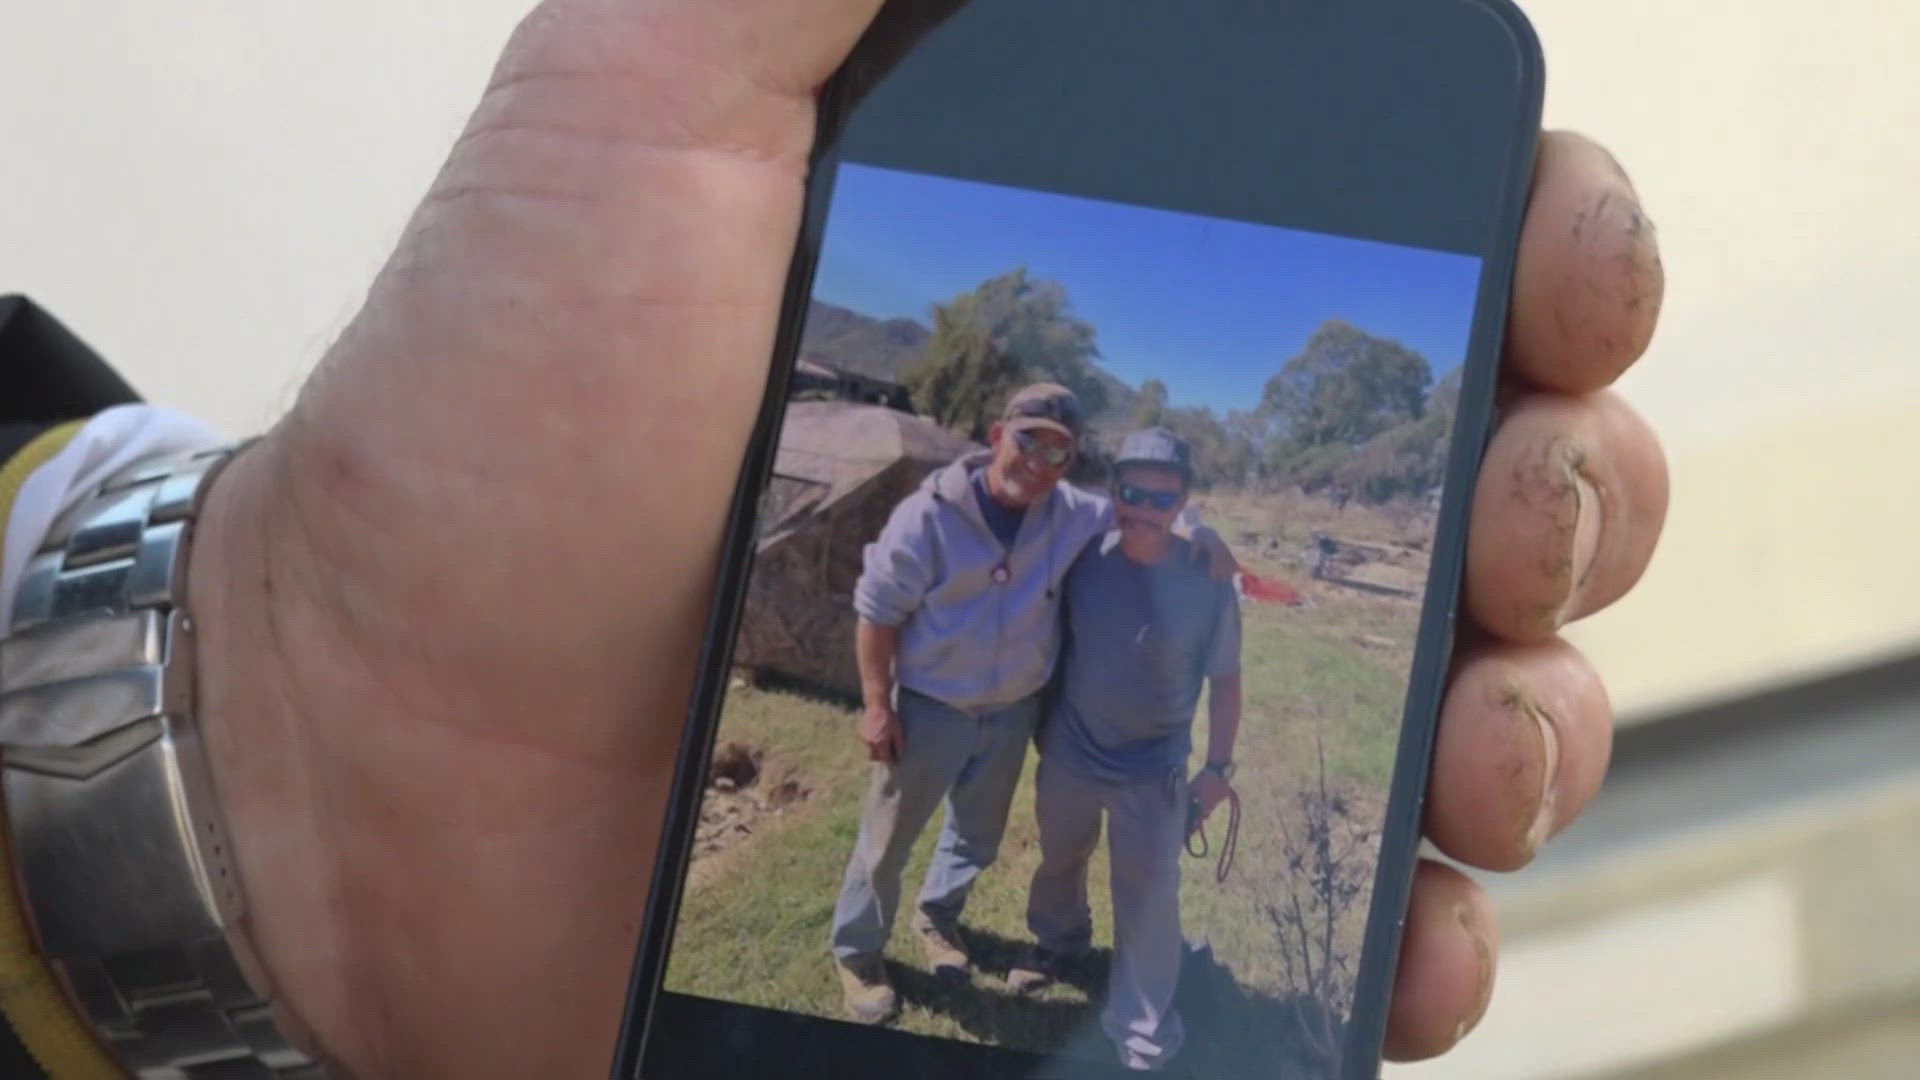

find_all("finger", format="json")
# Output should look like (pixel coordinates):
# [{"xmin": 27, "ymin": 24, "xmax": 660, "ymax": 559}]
[
  {"xmin": 1384, "ymin": 861, "xmax": 1499, "ymax": 1061},
  {"xmin": 444, "ymin": 0, "xmax": 897, "ymax": 213},
  {"xmin": 509, "ymin": 0, "xmax": 889, "ymax": 99},
  {"xmin": 1465, "ymin": 390, "xmax": 1669, "ymax": 642},
  {"xmin": 1427, "ymin": 636, "xmax": 1612, "ymax": 871},
  {"xmin": 1508, "ymin": 131, "xmax": 1665, "ymax": 393}
]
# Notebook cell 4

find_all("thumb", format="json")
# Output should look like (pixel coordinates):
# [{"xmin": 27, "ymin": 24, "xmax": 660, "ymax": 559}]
[
  {"xmin": 186, "ymin": 5, "xmax": 922, "ymax": 1074},
  {"xmin": 257, "ymin": 0, "xmax": 893, "ymax": 694}
]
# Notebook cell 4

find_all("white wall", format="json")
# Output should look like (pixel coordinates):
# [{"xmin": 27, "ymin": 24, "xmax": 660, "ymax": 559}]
[
  {"xmin": 0, "ymin": 3, "xmax": 530, "ymax": 432},
  {"xmin": 5, "ymin": 1, "xmax": 1917, "ymax": 719}
]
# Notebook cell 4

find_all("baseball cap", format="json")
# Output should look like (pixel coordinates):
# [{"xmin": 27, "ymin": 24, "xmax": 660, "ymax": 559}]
[
  {"xmin": 1001, "ymin": 383, "xmax": 1085, "ymax": 441},
  {"xmin": 1114, "ymin": 426, "xmax": 1193, "ymax": 482}
]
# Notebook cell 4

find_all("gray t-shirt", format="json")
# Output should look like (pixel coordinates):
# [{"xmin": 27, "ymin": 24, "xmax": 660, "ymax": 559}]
[{"xmin": 1042, "ymin": 533, "xmax": 1242, "ymax": 784}]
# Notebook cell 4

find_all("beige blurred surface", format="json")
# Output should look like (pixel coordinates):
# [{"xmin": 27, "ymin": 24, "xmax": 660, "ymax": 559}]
[{"xmin": 3, "ymin": 4, "xmax": 1916, "ymax": 1079}]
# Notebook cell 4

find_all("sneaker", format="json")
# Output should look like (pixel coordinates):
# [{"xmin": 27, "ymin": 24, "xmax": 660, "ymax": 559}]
[
  {"xmin": 835, "ymin": 954, "xmax": 898, "ymax": 1025},
  {"xmin": 913, "ymin": 916, "xmax": 971, "ymax": 983},
  {"xmin": 1005, "ymin": 945, "xmax": 1070, "ymax": 995}
]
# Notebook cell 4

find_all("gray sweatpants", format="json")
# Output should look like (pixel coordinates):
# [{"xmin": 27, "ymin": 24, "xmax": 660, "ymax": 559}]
[
  {"xmin": 1027, "ymin": 757, "xmax": 1188, "ymax": 1068},
  {"xmin": 830, "ymin": 688, "xmax": 1040, "ymax": 961}
]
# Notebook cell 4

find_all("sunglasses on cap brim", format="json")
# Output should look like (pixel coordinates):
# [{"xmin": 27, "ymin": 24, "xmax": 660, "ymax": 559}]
[{"xmin": 1011, "ymin": 428, "xmax": 1075, "ymax": 468}]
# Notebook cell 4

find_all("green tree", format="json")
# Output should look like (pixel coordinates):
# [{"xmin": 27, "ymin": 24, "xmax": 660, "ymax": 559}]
[
  {"xmin": 1262, "ymin": 320, "xmax": 1433, "ymax": 450},
  {"xmin": 1135, "ymin": 378, "xmax": 1169, "ymax": 427},
  {"xmin": 903, "ymin": 268, "xmax": 1107, "ymax": 435},
  {"xmin": 1346, "ymin": 365, "xmax": 1462, "ymax": 501},
  {"xmin": 1426, "ymin": 365, "xmax": 1463, "ymax": 425},
  {"xmin": 902, "ymin": 301, "xmax": 1024, "ymax": 441},
  {"xmin": 1221, "ymin": 409, "xmax": 1270, "ymax": 487},
  {"xmin": 1294, "ymin": 365, "xmax": 1464, "ymax": 503},
  {"xmin": 1333, "ymin": 410, "xmax": 1451, "ymax": 503}
]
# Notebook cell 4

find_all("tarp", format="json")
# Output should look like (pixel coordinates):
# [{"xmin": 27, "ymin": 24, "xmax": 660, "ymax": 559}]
[
  {"xmin": 734, "ymin": 401, "xmax": 981, "ymax": 699},
  {"xmin": 1238, "ymin": 571, "xmax": 1304, "ymax": 606}
]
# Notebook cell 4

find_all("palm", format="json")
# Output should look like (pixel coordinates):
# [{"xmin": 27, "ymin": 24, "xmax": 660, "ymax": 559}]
[{"xmin": 193, "ymin": 9, "xmax": 868, "ymax": 1077}]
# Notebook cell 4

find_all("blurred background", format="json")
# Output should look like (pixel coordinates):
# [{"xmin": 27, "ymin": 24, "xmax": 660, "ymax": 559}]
[{"xmin": 3, "ymin": 3, "xmax": 1915, "ymax": 1078}]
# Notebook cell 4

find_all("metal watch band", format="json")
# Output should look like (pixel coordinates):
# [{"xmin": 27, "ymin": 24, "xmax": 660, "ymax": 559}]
[{"xmin": 0, "ymin": 443, "xmax": 321, "ymax": 1079}]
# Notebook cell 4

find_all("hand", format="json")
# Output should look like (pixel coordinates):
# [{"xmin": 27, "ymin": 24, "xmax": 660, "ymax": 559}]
[
  {"xmin": 1190, "ymin": 525, "xmax": 1241, "ymax": 583},
  {"xmin": 858, "ymin": 702, "xmax": 904, "ymax": 764},
  {"xmin": 174, "ymin": 2, "xmax": 1664, "ymax": 1075},
  {"xmin": 1189, "ymin": 769, "xmax": 1234, "ymax": 826}
]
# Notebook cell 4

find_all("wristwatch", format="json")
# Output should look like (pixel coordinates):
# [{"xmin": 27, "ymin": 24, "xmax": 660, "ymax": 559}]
[
  {"xmin": 1203, "ymin": 760, "xmax": 1235, "ymax": 782},
  {"xmin": 0, "ymin": 443, "xmax": 321, "ymax": 1078}
]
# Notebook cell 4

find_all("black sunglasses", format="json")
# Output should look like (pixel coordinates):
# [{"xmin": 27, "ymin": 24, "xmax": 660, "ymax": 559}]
[
  {"xmin": 1117, "ymin": 483, "xmax": 1182, "ymax": 512},
  {"xmin": 1012, "ymin": 428, "xmax": 1074, "ymax": 468}
]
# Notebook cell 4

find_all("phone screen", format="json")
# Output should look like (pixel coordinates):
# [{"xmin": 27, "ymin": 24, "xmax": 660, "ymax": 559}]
[{"xmin": 629, "ymin": 2, "xmax": 1539, "ymax": 1078}]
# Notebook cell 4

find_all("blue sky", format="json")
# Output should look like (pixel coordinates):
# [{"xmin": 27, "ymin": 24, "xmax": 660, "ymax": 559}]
[{"xmin": 812, "ymin": 164, "xmax": 1485, "ymax": 416}]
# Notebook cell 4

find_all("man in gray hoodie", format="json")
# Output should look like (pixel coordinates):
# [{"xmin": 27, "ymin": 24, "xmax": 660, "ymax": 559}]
[{"xmin": 829, "ymin": 383, "xmax": 1227, "ymax": 1024}]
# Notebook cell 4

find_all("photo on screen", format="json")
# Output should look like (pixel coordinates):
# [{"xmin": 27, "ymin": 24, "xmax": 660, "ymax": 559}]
[{"xmin": 661, "ymin": 162, "xmax": 1484, "ymax": 1077}]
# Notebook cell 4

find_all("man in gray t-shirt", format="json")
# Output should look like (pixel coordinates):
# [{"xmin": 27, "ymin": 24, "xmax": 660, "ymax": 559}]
[
  {"xmin": 1009, "ymin": 427, "xmax": 1244, "ymax": 1071},
  {"xmin": 1040, "ymin": 533, "xmax": 1241, "ymax": 785}
]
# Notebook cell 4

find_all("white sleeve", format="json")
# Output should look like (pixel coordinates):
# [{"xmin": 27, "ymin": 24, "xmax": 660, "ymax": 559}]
[{"xmin": 2, "ymin": 405, "xmax": 226, "ymax": 628}]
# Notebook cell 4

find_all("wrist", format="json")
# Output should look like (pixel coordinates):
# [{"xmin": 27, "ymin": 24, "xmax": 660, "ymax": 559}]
[
  {"xmin": 190, "ymin": 419, "xmax": 698, "ymax": 1078},
  {"xmin": 187, "ymin": 436, "xmax": 353, "ymax": 1073}
]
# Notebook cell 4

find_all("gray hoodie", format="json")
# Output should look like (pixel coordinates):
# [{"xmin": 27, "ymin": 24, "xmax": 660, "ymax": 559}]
[{"xmin": 853, "ymin": 452, "xmax": 1113, "ymax": 713}]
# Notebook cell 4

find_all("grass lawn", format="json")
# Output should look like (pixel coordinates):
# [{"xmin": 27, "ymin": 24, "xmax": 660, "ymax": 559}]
[{"xmin": 663, "ymin": 493, "xmax": 1430, "ymax": 1073}]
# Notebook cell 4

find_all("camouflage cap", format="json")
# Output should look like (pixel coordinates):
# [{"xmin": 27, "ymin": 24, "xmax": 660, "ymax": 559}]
[{"xmin": 1001, "ymin": 382, "xmax": 1086, "ymax": 441}]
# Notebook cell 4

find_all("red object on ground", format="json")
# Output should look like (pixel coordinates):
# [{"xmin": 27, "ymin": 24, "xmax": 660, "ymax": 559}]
[{"xmin": 1239, "ymin": 572, "xmax": 1302, "ymax": 606}]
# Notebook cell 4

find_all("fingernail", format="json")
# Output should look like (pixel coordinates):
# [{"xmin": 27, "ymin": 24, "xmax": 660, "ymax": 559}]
[
  {"xmin": 1498, "ymin": 682, "xmax": 1564, "ymax": 857},
  {"xmin": 1523, "ymin": 697, "xmax": 1563, "ymax": 855},
  {"xmin": 1554, "ymin": 447, "xmax": 1603, "ymax": 628},
  {"xmin": 1453, "ymin": 903, "xmax": 1496, "ymax": 1044}
]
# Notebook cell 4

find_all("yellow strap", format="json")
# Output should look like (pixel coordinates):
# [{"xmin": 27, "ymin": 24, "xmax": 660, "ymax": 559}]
[
  {"xmin": 0, "ymin": 422, "xmax": 125, "ymax": 1079},
  {"xmin": 0, "ymin": 423, "xmax": 84, "ymax": 542}
]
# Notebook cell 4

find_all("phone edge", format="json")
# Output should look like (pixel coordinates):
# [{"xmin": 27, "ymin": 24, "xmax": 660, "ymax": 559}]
[
  {"xmin": 608, "ymin": 76, "xmax": 858, "ymax": 1080},
  {"xmin": 1337, "ymin": 1, "xmax": 1546, "ymax": 1076}
]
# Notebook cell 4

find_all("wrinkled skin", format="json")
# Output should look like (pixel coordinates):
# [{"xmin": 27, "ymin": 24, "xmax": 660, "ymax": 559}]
[{"xmin": 180, "ymin": 2, "xmax": 1669, "ymax": 1076}]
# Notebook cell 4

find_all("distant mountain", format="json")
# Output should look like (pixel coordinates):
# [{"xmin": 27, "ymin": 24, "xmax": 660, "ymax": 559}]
[
  {"xmin": 799, "ymin": 299, "xmax": 1140, "ymax": 421},
  {"xmin": 799, "ymin": 301, "xmax": 931, "ymax": 381}
]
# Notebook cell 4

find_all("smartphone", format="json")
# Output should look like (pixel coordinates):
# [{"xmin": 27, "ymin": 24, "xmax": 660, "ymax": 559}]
[{"xmin": 615, "ymin": 1, "xmax": 1542, "ymax": 1077}]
